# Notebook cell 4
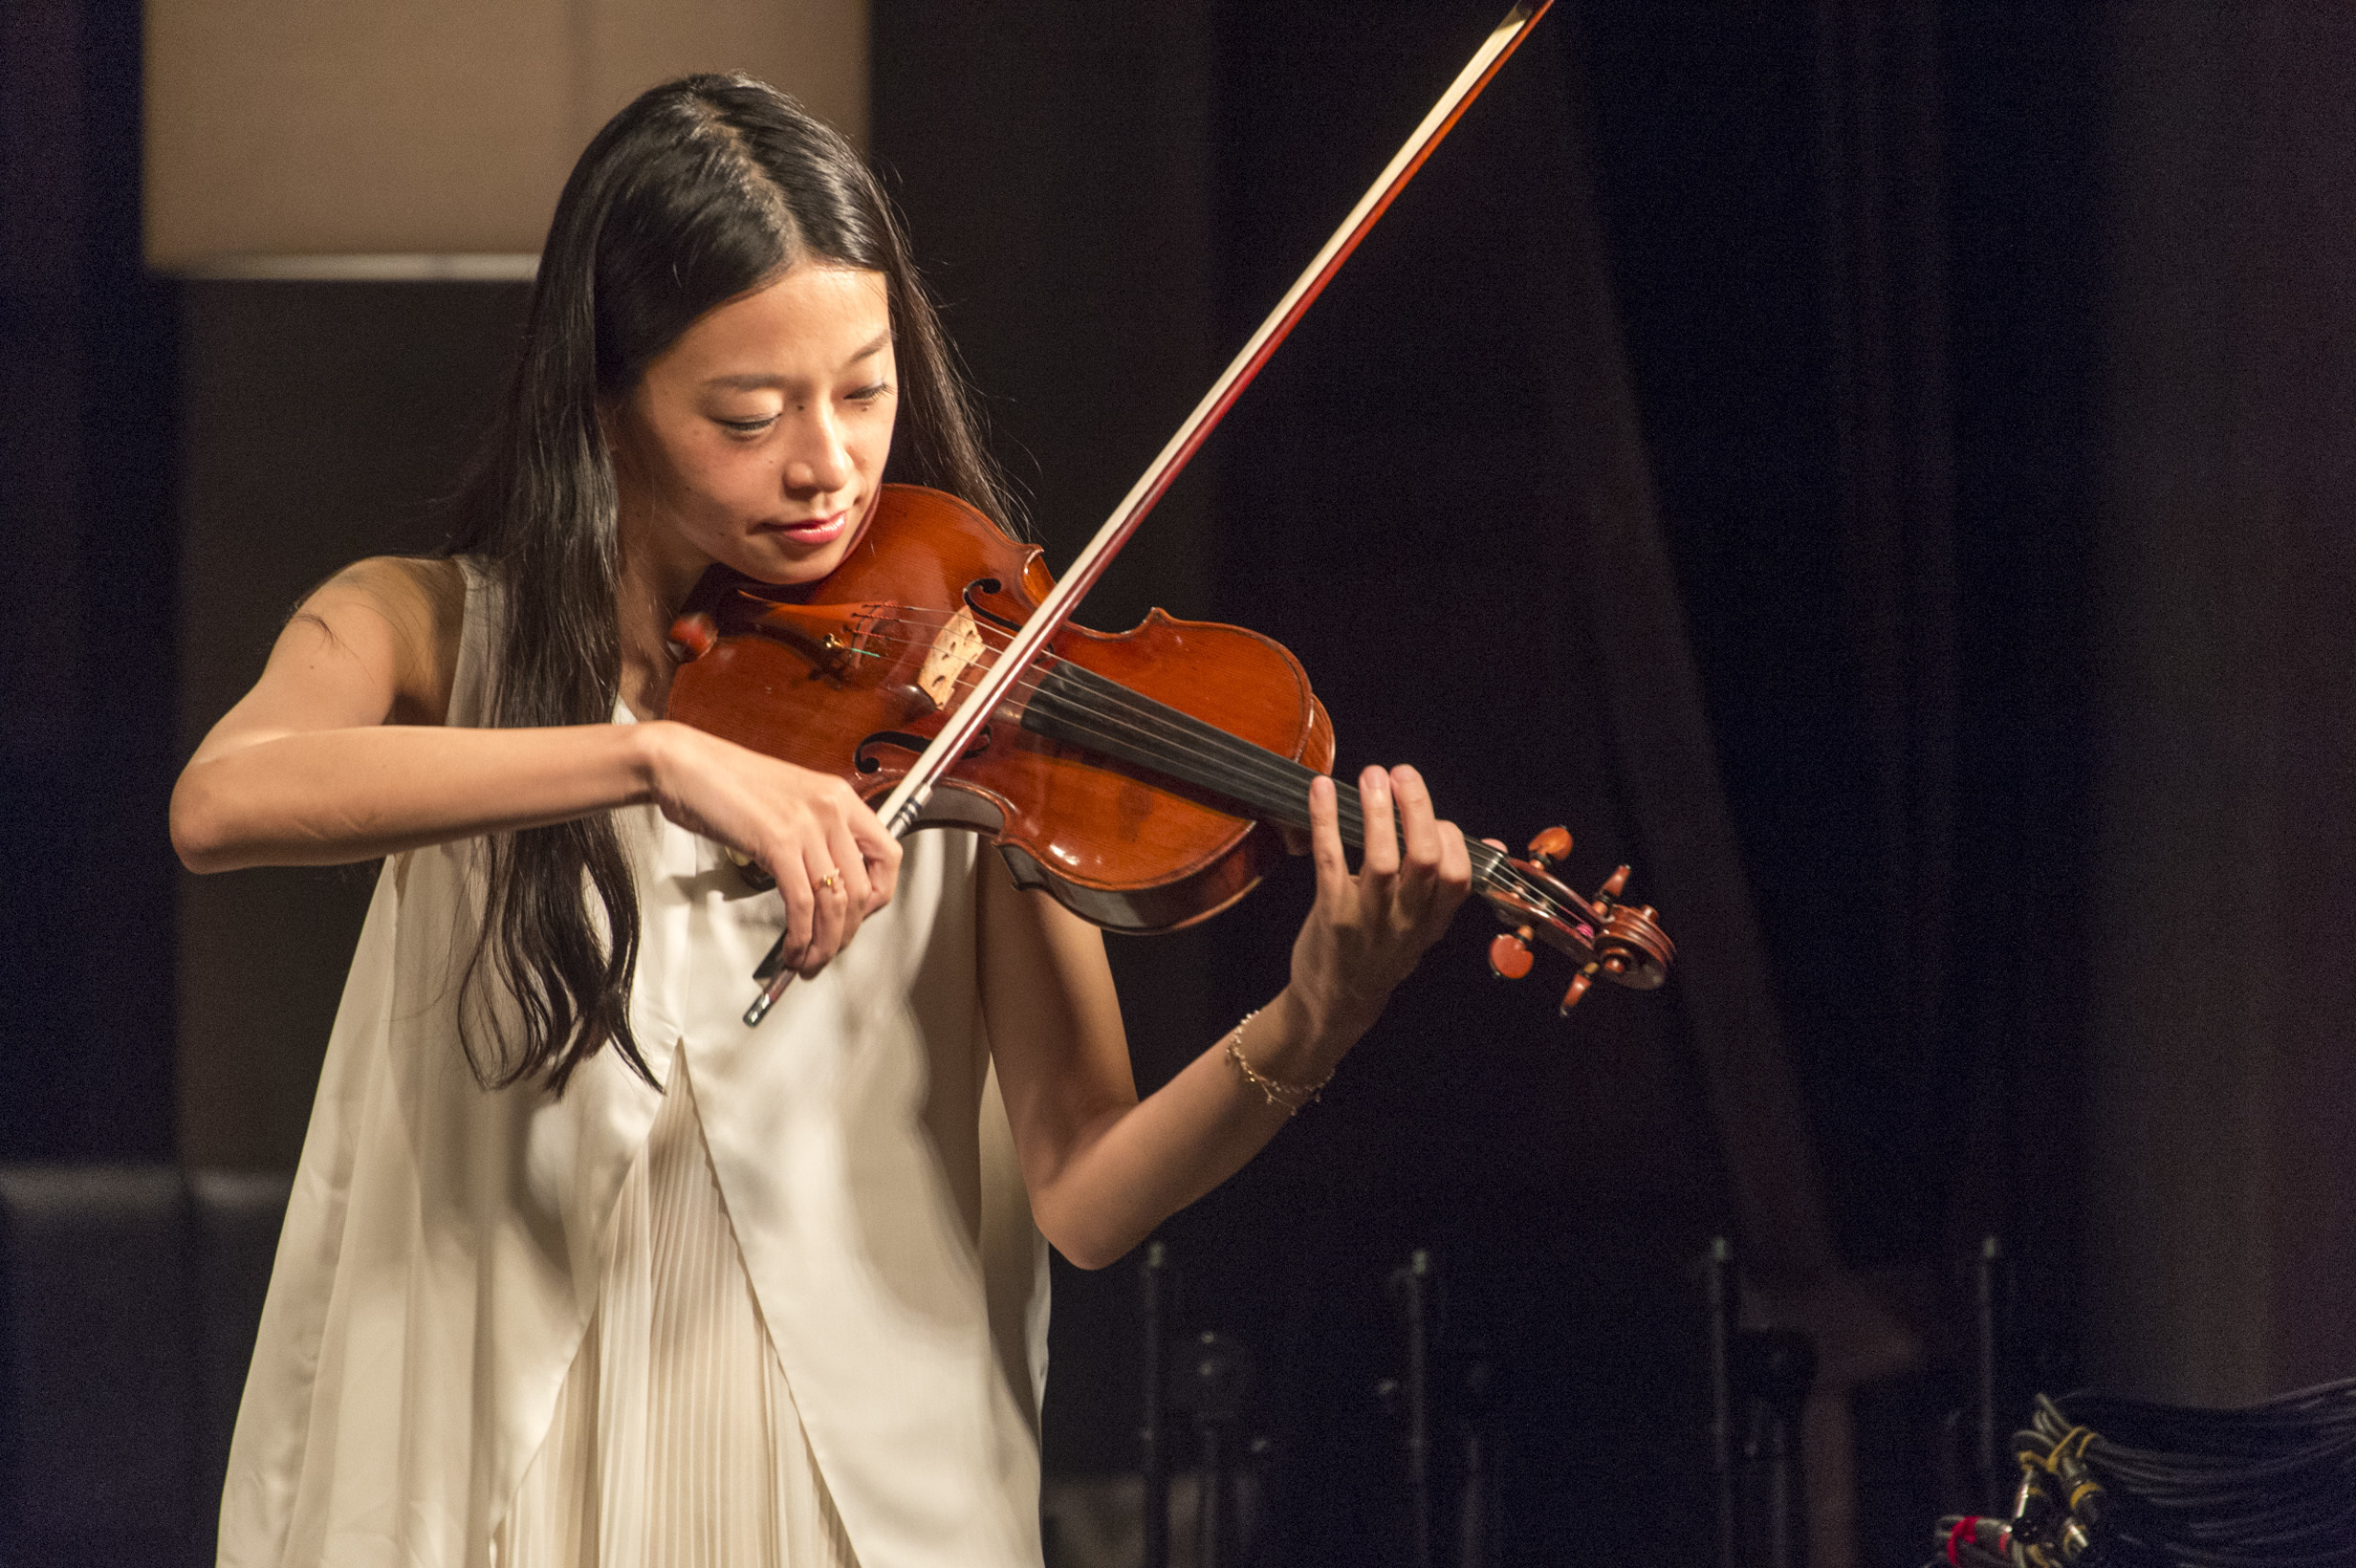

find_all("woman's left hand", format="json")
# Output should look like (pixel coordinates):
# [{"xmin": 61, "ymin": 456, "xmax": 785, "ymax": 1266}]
[
  {"xmin": 979, "ymin": 762, "xmax": 1474, "ymax": 1268},
  {"xmin": 1286, "ymin": 764, "xmax": 1474, "ymax": 1048}
]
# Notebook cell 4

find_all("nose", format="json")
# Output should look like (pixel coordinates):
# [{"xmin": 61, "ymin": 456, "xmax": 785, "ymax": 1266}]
[{"xmin": 780, "ymin": 405, "xmax": 852, "ymax": 496}]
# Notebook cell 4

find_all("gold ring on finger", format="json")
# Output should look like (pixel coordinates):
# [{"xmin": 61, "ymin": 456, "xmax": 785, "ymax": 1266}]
[{"xmin": 819, "ymin": 870, "xmax": 840, "ymax": 891}]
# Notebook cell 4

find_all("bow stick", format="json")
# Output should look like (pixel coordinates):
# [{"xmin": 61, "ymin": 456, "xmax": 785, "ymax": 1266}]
[{"xmin": 746, "ymin": 1, "xmax": 1553, "ymax": 1025}]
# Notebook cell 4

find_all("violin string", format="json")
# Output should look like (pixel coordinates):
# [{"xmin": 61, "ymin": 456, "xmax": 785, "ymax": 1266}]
[
  {"xmin": 882, "ymin": 615, "xmax": 1584, "ymax": 916},
  {"xmin": 727, "ymin": 605, "xmax": 1579, "ymax": 917},
  {"xmin": 802, "ymin": 607, "xmax": 1512, "ymax": 877},
  {"xmin": 1000, "ymin": 658, "xmax": 1555, "ymax": 903},
  {"xmin": 1034, "ymin": 684, "xmax": 1580, "ymax": 926},
  {"xmin": 754, "ymin": 609, "xmax": 1577, "ymax": 917},
  {"xmin": 756, "ymin": 608, "xmax": 1366, "ymax": 836},
  {"xmin": 958, "ymin": 648, "xmax": 1583, "ymax": 921},
  {"xmin": 791, "ymin": 613, "xmax": 1575, "ymax": 918},
  {"xmin": 856, "ymin": 613, "xmax": 1543, "ymax": 891}
]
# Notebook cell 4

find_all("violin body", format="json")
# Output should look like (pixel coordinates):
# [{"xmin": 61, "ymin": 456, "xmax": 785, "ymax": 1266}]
[
  {"xmin": 671, "ymin": 483, "xmax": 1669, "ymax": 1012},
  {"xmin": 667, "ymin": 483, "xmax": 1336, "ymax": 932}
]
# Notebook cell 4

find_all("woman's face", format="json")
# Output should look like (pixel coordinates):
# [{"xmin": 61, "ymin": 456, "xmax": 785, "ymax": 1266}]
[{"xmin": 611, "ymin": 263, "xmax": 897, "ymax": 592}]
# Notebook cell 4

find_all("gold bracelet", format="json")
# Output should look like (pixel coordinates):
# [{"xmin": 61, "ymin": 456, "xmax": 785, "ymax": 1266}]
[{"xmin": 1224, "ymin": 1008, "xmax": 1332, "ymax": 1114}]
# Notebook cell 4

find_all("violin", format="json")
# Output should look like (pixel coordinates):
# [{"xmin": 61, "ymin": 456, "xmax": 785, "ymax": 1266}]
[
  {"xmin": 674, "ymin": 3, "xmax": 1671, "ymax": 1023},
  {"xmin": 665, "ymin": 483, "xmax": 1672, "ymax": 1015}
]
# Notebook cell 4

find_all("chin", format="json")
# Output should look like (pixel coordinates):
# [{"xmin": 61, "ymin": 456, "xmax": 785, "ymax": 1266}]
[{"xmin": 732, "ymin": 538, "xmax": 850, "ymax": 588}]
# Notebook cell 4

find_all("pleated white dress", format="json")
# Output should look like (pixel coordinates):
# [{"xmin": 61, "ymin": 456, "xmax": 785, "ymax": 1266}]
[{"xmin": 217, "ymin": 561, "xmax": 1051, "ymax": 1568}]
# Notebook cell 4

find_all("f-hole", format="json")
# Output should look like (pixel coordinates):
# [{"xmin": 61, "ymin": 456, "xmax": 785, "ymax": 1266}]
[
  {"xmin": 856, "ymin": 725, "xmax": 994, "ymax": 774},
  {"xmin": 963, "ymin": 577, "xmax": 1024, "ymax": 634}
]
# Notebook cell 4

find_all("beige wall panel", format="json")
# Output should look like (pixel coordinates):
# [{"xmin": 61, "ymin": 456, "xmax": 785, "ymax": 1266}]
[
  {"xmin": 578, "ymin": 0, "xmax": 867, "ymax": 152},
  {"xmin": 147, "ymin": 0, "xmax": 868, "ymax": 270},
  {"xmin": 146, "ymin": 0, "xmax": 575, "ymax": 265}
]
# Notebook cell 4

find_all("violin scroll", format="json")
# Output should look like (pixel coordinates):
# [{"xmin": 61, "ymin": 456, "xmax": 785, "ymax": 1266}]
[{"xmin": 1478, "ymin": 825, "xmax": 1673, "ymax": 1015}]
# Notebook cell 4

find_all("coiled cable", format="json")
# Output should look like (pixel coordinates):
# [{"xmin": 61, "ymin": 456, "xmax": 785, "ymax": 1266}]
[{"xmin": 1923, "ymin": 1378, "xmax": 2356, "ymax": 1567}]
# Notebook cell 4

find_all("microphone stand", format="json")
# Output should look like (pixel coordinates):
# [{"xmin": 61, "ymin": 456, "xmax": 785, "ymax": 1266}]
[
  {"xmin": 1704, "ymin": 1236, "xmax": 1737, "ymax": 1568},
  {"xmin": 1142, "ymin": 1241, "xmax": 1169, "ymax": 1568},
  {"xmin": 1974, "ymin": 1235, "xmax": 2004, "ymax": 1511},
  {"xmin": 1390, "ymin": 1249, "xmax": 1435, "ymax": 1568},
  {"xmin": 1170, "ymin": 1330, "xmax": 1254, "ymax": 1568}
]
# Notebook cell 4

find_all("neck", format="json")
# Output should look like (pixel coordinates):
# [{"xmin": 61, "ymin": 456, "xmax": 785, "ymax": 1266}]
[{"xmin": 614, "ymin": 501, "xmax": 710, "ymax": 720}]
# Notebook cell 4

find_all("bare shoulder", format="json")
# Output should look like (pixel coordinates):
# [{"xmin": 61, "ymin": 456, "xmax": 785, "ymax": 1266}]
[
  {"xmin": 296, "ymin": 555, "xmax": 468, "ymax": 724},
  {"xmin": 316, "ymin": 555, "xmax": 464, "ymax": 627},
  {"xmin": 185, "ymin": 555, "xmax": 467, "ymax": 762}
]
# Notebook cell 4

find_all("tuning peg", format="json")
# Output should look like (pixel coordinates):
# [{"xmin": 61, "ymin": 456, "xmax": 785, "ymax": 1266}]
[
  {"xmin": 1559, "ymin": 967, "xmax": 1596, "ymax": 1014},
  {"xmin": 1597, "ymin": 864, "xmax": 1629, "ymax": 900},
  {"xmin": 1487, "ymin": 929, "xmax": 1535, "ymax": 980},
  {"xmin": 1526, "ymin": 826, "xmax": 1573, "ymax": 868}
]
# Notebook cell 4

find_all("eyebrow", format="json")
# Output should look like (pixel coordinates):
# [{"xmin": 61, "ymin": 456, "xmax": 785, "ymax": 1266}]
[{"xmin": 704, "ymin": 330, "xmax": 894, "ymax": 391}]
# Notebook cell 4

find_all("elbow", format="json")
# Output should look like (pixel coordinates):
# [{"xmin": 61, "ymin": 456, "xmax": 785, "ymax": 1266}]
[
  {"xmin": 169, "ymin": 772, "xmax": 237, "ymax": 874},
  {"xmin": 1016, "ymin": 1107, "xmax": 1155, "ymax": 1270},
  {"xmin": 1036, "ymin": 1206, "xmax": 1141, "ymax": 1273},
  {"xmin": 1054, "ymin": 1237, "xmax": 1131, "ymax": 1273}
]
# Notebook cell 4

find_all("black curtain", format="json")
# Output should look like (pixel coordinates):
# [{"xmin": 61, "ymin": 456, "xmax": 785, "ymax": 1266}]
[
  {"xmin": 2086, "ymin": 0, "xmax": 2356, "ymax": 1403},
  {"xmin": 0, "ymin": 0, "xmax": 180, "ymax": 1164}
]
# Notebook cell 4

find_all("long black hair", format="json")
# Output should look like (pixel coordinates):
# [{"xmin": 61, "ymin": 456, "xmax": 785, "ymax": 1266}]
[{"xmin": 446, "ymin": 75, "xmax": 1010, "ymax": 1092}]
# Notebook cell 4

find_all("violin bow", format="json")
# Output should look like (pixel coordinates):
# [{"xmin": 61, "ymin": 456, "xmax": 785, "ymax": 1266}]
[{"xmin": 747, "ymin": 2, "xmax": 1553, "ymax": 1025}]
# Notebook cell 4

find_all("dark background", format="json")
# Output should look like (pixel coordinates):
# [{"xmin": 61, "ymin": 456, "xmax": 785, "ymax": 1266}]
[{"xmin": 7, "ymin": 2, "xmax": 2355, "ymax": 1565}]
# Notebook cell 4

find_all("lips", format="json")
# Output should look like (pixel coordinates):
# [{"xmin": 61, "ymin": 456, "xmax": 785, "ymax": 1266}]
[{"xmin": 762, "ymin": 511, "xmax": 849, "ymax": 547}]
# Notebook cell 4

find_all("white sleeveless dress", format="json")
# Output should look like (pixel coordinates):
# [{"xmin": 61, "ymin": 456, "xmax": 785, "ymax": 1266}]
[{"xmin": 216, "ymin": 561, "xmax": 1051, "ymax": 1568}]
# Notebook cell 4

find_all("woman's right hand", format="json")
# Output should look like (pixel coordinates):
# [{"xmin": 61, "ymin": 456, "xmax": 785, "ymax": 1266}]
[{"xmin": 639, "ymin": 720, "xmax": 901, "ymax": 976}]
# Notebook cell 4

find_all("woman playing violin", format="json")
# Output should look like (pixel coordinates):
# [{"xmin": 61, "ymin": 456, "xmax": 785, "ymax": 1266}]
[{"xmin": 172, "ymin": 76, "xmax": 1472, "ymax": 1568}]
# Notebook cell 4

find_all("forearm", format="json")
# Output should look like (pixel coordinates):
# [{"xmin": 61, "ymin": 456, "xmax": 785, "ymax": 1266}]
[
  {"xmin": 171, "ymin": 721, "xmax": 663, "ymax": 871},
  {"xmin": 993, "ymin": 766, "xmax": 1468, "ymax": 1271},
  {"xmin": 1028, "ymin": 984, "xmax": 1354, "ymax": 1270}
]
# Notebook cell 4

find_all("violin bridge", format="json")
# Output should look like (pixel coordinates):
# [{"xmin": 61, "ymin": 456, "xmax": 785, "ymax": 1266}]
[{"xmin": 917, "ymin": 605, "xmax": 985, "ymax": 709}]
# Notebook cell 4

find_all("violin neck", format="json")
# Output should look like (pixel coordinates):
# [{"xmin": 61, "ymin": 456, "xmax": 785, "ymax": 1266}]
[{"xmin": 1021, "ymin": 661, "xmax": 1514, "ymax": 891}]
